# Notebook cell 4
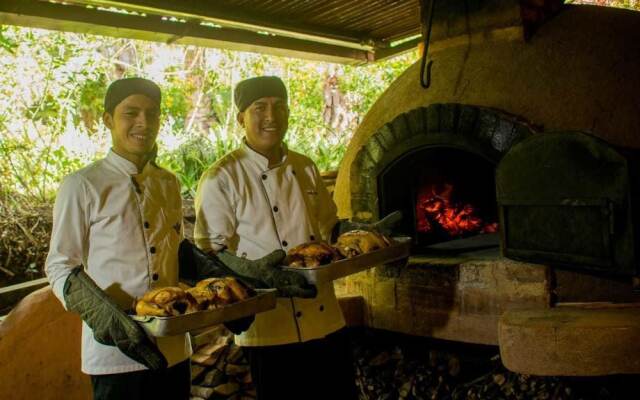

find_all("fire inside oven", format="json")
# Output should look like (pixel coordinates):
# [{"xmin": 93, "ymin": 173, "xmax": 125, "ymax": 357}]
[{"xmin": 379, "ymin": 147, "xmax": 498, "ymax": 252}]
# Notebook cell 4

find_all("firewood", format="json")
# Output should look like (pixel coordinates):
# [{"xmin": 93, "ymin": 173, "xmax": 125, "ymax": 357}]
[
  {"xmin": 213, "ymin": 382, "xmax": 239, "ymax": 396},
  {"xmin": 190, "ymin": 385, "xmax": 214, "ymax": 399}
]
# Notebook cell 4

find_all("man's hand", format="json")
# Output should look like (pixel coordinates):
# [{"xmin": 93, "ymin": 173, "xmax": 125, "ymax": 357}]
[
  {"xmin": 178, "ymin": 240, "xmax": 269, "ymax": 288},
  {"xmin": 215, "ymin": 251, "xmax": 317, "ymax": 298},
  {"xmin": 179, "ymin": 240, "xmax": 280, "ymax": 288},
  {"xmin": 178, "ymin": 240, "xmax": 317, "ymax": 298},
  {"xmin": 63, "ymin": 267, "xmax": 167, "ymax": 370}
]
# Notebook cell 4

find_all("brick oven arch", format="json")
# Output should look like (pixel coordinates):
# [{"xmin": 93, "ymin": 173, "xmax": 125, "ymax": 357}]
[{"xmin": 349, "ymin": 103, "xmax": 536, "ymax": 222}]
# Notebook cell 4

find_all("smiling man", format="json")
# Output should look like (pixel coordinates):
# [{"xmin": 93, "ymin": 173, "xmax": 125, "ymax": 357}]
[
  {"xmin": 45, "ymin": 78, "xmax": 192, "ymax": 400},
  {"xmin": 194, "ymin": 76, "xmax": 357, "ymax": 399}
]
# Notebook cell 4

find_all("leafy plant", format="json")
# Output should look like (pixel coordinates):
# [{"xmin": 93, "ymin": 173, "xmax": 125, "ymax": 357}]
[{"xmin": 157, "ymin": 135, "xmax": 242, "ymax": 198}]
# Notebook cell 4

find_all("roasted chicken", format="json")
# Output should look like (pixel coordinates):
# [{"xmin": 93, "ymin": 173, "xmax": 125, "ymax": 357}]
[
  {"xmin": 135, "ymin": 277, "xmax": 255, "ymax": 316},
  {"xmin": 190, "ymin": 277, "xmax": 254, "ymax": 308},
  {"xmin": 335, "ymin": 230, "xmax": 392, "ymax": 258},
  {"xmin": 134, "ymin": 286, "xmax": 198, "ymax": 317},
  {"xmin": 285, "ymin": 241, "xmax": 342, "ymax": 268}
]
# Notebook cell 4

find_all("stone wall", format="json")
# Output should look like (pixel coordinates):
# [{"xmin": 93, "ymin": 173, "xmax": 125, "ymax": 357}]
[{"xmin": 334, "ymin": 255, "xmax": 551, "ymax": 345}]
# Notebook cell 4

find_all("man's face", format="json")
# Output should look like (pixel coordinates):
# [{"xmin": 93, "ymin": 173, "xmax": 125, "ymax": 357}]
[
  {"xmin": 103, "ymin": 94, "xmax": 160, "ymax": 163},
  {"xmin": 238, "ymin": 96, "xmax": 289, "ymax": 155}
]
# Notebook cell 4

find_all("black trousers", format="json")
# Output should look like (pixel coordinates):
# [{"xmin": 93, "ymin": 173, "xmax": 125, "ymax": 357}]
[
  {"xmin": 90, "ymin": 359, "xmax": 191, "ymax": 400},
  {"xmin": 246, "ymin": 329, "xmax": 358, "ymax": 400}
]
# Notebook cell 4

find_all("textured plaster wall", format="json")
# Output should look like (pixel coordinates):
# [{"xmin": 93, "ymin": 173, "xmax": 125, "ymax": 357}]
[
  {"xmin": 0, "ymin": 287, "xmax": 91, "ymax": 400},
  {"xmin": 335, "ymin": 5, "xmax": 640, "ymax": 218}
]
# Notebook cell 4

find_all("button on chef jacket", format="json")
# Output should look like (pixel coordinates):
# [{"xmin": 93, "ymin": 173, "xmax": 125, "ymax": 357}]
[
  {"xmin": 194, "ymin": 141, "xmax": 345, "ymax": 346},
  {"xmin": 45, "ymin": 150, "xmax": 191, "ymax": 375}
]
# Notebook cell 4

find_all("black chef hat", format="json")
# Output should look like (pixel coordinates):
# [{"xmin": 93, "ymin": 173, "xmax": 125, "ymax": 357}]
[
  {"xmin": 234, "ymin": 76, "xmax": 288, "ymax": 112},
  {"xmin": 104, "ymin": 77, "xmax": 161, "ymax": 114}
]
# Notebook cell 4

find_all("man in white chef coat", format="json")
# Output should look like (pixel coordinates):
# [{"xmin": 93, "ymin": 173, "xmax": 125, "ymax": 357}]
[
  {"xmin": 194, "ymin": 76, "xmax": 357, "ymax": 399},
  {"xmin": 45, "ymin": 77, "xmax": 195, "ymax": 400}
]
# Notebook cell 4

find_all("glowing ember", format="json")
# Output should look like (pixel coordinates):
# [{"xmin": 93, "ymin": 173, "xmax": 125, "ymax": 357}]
[{"xmin": 416, "ymin": 183, "xmax": 498, "ymax": 237}]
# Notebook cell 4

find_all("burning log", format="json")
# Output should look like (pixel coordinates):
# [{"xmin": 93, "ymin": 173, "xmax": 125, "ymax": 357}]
[{"xmin": 416, "ymin": 183, "xmax": 497, "ymax": 237}]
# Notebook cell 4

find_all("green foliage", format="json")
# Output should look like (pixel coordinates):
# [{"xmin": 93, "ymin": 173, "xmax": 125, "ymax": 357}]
[
  {"xmin": 156, "ymin": 135, "xmax": 242, "ymax": 198},
  {"xmin": 0, "ymin": 26, "xmax": 414, "ymax": 200},
  {"xmin": 0, "ymin": 26, "xmax": 17, "ymax": 55},
  {"xmin": 161, "ymin": 79, "xmax": 191, "ymax": 132}
]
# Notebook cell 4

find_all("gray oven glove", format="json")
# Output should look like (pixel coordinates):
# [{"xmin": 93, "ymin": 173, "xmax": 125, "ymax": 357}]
[
  {"xmin": 178, "ymin": 240, "xmax": 317, "ymax": 299},
  {"xmin": 216, "ymin": 251, "xmax": 317, "ymax": 299},
  {"xmin": 335, "ymin": 210, "xmax": 403, "ymax": 237},
  {"xmin": 63, "ymin": 267, "xmax": 167, "ymax": 370}
]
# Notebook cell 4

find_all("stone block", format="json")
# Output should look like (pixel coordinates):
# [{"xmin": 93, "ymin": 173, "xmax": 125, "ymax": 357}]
[
  {"xmin": 374, "ymin": 125, "xmax": 397, "ymax": 151},
  {"xmin": 395, "ymin": 262, "xmax": 459, "ymax": 288},
  {"xmin": 476, "ymin": 111, "xmax": 499, "ymax": 145},
  {"xmin": 406, "ymin": 107, "xmax": 427, "ymax": 137},
  {"xmin": 358, "ymin": 170, "xmax": 377, "ymax": 198},
  {"xmin": 499, "ymin": 306, "xmax": 640, "ymax": 375},
  {"xmin": 491, "ymin": 118, "xmax": 518, "ymax": 152},
  {"xmin": 439, "ymin": 103, "xmax": 458, "ymax": 133},
  {"xmin": 350, "ymin": 194, "xmax": 375, "ymax": 219},
  {"xmin": 391, "ymin": 112, "xmax": 412, "ymax": 143},
  {"xmin": 456, "ymin": 105, "xmax": 480, "ymax": 135},
  {"xmin": 425, "ymin": 103, "xmax": 442, "ymax": 133},
  {"xmin": 371, "ymin": 279, "xmax": 396, "ymax": 310},
  {"xmin": 459, "ymin": 260, "xmax": 550, "ymax": 312},
  {"xmin": 364, "ymin": 136, "xmax": 385, "ymax": 164},
  {"xmin": 553, "ymin": 268, "xmax": 639, "ymax": 303}
]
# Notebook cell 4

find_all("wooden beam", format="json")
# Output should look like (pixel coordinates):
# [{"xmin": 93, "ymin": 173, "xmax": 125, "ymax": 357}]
[
  {"xmin": 373, "ymin": 37, "xmax": 421, "ymax": 62},
  {"xmin": 63, "ymin": 0, "xmax": 376, "ymax": 50},
  {"xmin": 0, "ymin": 277, "xmax": 49, "ymax": 312},
  {"xmin": 0, "ymin": 0, "xmax": 372, "ymax": 64}
]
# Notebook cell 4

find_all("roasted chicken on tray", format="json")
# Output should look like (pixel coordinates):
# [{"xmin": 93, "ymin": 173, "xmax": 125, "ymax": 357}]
[
  {"xmin": 134, "ymin": 286, "xmax": 197, "ymax": 317},
  {"xmin": 284, "ymin": 230, "xmax": 395, "ymax": 267},
  {"xmin": 334, "ymin": 230, "xmax": 393, "ymax": 258},
  {"xmin": 285, "ymin": 241, "xmax": 343, "ymax": 268},
  {"xmin": 134, "ymin": 277, "xmax": 255, "ymax": 317},
  {"xmin": 188, "ymin": 277, "xmax": 254, "ymax": 309}
]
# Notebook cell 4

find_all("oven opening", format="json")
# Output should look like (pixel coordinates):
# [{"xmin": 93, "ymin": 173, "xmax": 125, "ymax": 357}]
[{"xmin": 379, "ymin": 147, "xmax": 499, "ymax": 254}]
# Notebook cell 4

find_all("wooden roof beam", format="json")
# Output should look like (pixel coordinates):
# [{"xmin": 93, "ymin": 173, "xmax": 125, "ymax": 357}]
[
  {"xmin": 0, "ymin": 0, "xmax": 373, "ymax": 64},
  {"xmin": 60, "ymin": 0, "xmax": 378, "ymax": 51}
]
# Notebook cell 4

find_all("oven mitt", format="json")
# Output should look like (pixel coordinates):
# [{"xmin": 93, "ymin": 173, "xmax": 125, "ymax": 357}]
[
  {"xmin": 335, "ymin": 210, "xmax": 403, "ymax": 237},
  {"xmin": 178, "ymin": 240, "xmax": 317, "ymax": 299},
  {"xmin": 215, "ymin": 250, "xmax": 317, "ymax": 299},
  {"xmin": 63, "ymin": 266, "xmax": 167, "ymax": 370},
  {"xmin": 178, "ymin": 240, "xmax": 264, "ymax": 289}
]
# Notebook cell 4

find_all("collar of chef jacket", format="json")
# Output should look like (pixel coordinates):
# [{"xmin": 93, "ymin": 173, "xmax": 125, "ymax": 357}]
[{"xmin": 241, "ymin": 138, "xmax": 289, "ymax": 171}]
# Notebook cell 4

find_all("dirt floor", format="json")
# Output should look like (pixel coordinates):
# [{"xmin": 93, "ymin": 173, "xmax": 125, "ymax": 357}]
[{"xmin": 349, "ymin": 328, "xmax": 639, "ymax": 400}]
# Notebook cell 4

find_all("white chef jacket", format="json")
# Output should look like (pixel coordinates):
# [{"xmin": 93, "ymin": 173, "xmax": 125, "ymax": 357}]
[
  {"xmin": 45, "ymin": 150, "xmax": 191, "ymax": 375},
  {"xmin": 194, "ymin": 141, "xmax": 345, "ymax": 346}
]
